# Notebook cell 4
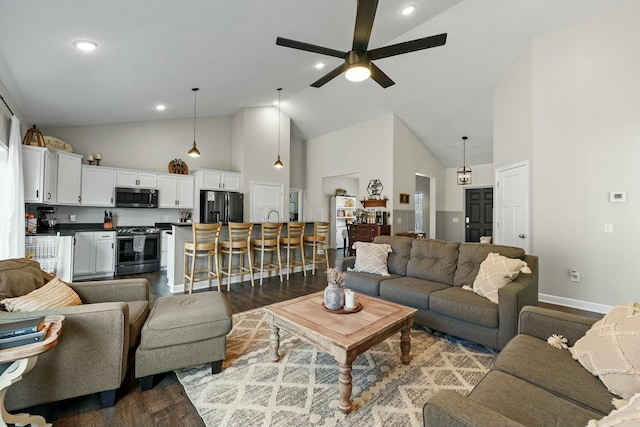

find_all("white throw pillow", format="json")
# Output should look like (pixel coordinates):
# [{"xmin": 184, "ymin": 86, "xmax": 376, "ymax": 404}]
[
  {"xmin": 350, "ymin": 242, "xmax": 392, "ymax": 276},
  {"xmin": 570, "ymin": 303, "xmax": 640, "ymax": 400},
  {"xmin": 587, "ymin": 392, "xmax": 640, "ymax": 427},
  {"xmin": 471, "ymin": 252, "xmax": 530, "ymax": 304},
  {"xmin": 1, "ymin": 277, "xmax": 82, "ymax": 312}
]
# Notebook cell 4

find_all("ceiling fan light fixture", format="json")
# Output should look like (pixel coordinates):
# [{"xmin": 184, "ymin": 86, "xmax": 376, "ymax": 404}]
[{"xmin": 345, "ymin": 65, "xmax": 371, "ymax": 82}]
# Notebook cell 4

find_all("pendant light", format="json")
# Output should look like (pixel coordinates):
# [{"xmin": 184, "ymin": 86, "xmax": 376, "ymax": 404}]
[
  {"xmin": 456, "ymin": 136, "xmax": 472, "ymax": 185},
  {"xmin": 188, "ymin": 87, "xmax": 201, "ymax": 157},
  {"xmin": 273, "ymin": 87, "xmax": 284, "ymax": 169}
]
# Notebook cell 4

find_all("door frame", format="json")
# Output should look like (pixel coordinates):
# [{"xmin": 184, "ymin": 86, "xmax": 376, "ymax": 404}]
[
  {"xmin": 415, "ymin": 173, "xmax": 436, "ymax": 238},
  {"xmin": 494, "ymin": 161, "xmax": 531, "ymax": 253},
  {"xmin": 289, "ymin": 188, "xmax": 303, "ymax": 222}
]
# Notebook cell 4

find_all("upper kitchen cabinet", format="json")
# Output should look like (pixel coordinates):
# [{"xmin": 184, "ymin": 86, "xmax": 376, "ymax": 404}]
[
  {"xmin": 194, "ymin": 169, "xmax": 241, "ymax": 192},
  {"xmin": 55, "ymin": 151, "xmax": 83, "ymax": 205},
  {"xmin": 81, "ymin": 165, "xmax": 115, "ymax": 206},
  {"xmin": 22, "ymin": 146, "xmax": 56, "ymax": 204},
  {"xmin": 157, "ymin": 174, "xmax": 194, "ymax": 208},
  {"xmin": 115, "ymin": 169, "xmax": 157, "ymax": 189}
]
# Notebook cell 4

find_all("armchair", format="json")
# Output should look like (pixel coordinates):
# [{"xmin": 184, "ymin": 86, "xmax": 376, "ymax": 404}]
[{"xmin": 0, "ymin": 258, "xmax": 150, "ymax": 410}]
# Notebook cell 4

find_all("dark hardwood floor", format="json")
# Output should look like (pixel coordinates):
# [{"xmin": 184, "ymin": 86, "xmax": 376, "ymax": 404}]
[{"xmin": 21, "ymin": 251, "xmax": 602, "ymax": 427}]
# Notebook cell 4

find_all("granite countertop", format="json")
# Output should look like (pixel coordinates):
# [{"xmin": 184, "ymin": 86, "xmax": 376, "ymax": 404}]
[{"xmin": 26, "ymin": 223, "xmax": 115, "ymax": 236}]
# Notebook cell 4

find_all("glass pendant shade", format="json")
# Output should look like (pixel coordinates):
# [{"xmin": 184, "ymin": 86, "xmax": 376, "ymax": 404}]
[
  {"xmin": 274, "ymin": 155, "xmax": 284, "ymax": 169},
  {"xmin": 457, "ymin": 136, "xmax": 471, "ymax": 185}
]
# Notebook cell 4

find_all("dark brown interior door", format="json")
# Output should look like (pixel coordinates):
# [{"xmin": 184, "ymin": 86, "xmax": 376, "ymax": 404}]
[{"xmin": 465, "ymin": 188, "xmax": 493, "ymax": 242}]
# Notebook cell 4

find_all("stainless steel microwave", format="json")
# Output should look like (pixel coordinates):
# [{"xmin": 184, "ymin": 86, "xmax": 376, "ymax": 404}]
[{"xmin": 115, "ymin": 187, "xmax": 158, "ymax": 208}]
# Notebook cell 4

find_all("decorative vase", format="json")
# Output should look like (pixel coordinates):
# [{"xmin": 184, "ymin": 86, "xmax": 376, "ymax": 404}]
[{"xmin": 324, "ymin": 282, "xmax": 344, "ymax": 310}]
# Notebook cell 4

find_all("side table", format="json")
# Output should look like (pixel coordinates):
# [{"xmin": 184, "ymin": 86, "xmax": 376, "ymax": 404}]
[{"xmin": 0, "ymin": 315, "xmax": 64, "ymax": 427}]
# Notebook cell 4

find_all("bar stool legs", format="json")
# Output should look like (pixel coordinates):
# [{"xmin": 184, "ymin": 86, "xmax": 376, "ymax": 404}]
[
  {"xmin": 304, "ymin": 221, "xmax": 330, "ymax": 275},
  {"xmin": 220, "ymin": 222, "xmax": 255, "ymax": 290},
  {"xmin": 252, "ymin": 222, "xmax": 283, "ymax": 286},
  {"xmin": 280, "ymin": 222, "xmax": 306, "ymax": 280}
]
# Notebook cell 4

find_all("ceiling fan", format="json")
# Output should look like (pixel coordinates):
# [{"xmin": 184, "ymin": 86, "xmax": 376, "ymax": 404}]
[{"xmin": 276, "ymin": 0, "xmax": 447, "ymax": 88}]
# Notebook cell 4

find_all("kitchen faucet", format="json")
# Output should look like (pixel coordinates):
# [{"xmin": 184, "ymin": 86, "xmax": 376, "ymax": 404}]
[{"xmin": 266, "ymin": 209, "xmax": 280, "ymax": 222}]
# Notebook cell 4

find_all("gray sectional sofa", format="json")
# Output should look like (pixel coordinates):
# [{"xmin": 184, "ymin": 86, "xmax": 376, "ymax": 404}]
[
  {"xmin": 336, "ymin": 236, "xmax": 538, "ymax": 350},
  {"xmin": 424, "ymin": 306, "xmax": 612, "ymax": 427}
]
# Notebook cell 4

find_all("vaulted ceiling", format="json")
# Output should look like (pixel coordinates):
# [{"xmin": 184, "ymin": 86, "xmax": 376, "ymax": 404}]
[{"xmin": 0, "ymin": 0, "xmax": 625, "ymax": 167}]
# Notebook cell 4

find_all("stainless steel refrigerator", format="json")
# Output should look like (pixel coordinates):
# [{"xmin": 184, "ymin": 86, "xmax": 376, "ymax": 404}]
[{"xmin": 200, "ymin": 191, "xmax": 244, "ymax": 224}]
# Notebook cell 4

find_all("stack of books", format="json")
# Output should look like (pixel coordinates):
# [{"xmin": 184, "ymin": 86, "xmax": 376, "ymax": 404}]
[{"xmin": 0, "ymin": 317, "xmax": 46, "ymax": 349}]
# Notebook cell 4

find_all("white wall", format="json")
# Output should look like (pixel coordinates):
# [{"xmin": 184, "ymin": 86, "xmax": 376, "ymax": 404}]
[
  {"xmin": 232, "ymin": 107, "xmax": 290, "ymax": 219},
  {"xmin": 494, "ymin": 0, "xmax": 640, "ymax": 310},
  {"xmin": 493, "ymin": 46, "xmax": 534, "ymax": 170},
  {"xmin": 46, "ymin": 115, "xmax": 233, "ymax": 173},
  {"xmin": 305, "ymin": 114, "xmax": 394, "ymax": 221}
]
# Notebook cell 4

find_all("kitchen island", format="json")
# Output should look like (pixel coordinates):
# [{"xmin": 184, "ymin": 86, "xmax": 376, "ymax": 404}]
[{"xmin": 166, "ymin": 222, "xmax": 319, "ymax": 293}]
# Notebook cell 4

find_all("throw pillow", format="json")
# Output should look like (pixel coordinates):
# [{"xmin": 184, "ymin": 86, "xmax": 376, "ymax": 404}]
[
  {"xmin": 350, "ymin": 242, "xmax": 392, "ymax": 276},
  {"xmin": 471, "ymin": 252, "xmax": 531, "ymax": 304},
  {"xmin": 570, "ymin": 303, "xmax": 640, "ymax": 400},
  {"xmin": 1, "ymin": 277, "xmax": 82, "ymax": 312},
  {"xmin": 587, "ymin": 392, "xmax": 640, "ymax": 427}
]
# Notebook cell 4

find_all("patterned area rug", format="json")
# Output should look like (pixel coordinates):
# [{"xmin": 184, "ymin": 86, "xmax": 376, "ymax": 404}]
[{"xmin": 175, "ymin": 308, "xmax": 497, "ymax": 427}]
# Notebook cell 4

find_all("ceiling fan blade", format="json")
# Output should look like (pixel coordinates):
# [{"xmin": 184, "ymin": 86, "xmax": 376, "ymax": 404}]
[
  {"xmin": 352, "ymin": 0, "xmax": 378, "ymax": 51},
  {"xmin": 370, "ymin": 63, "xmax": 395, "ymax": 88},
  {"xmin": 369, "ymin": 33, "xmax": 447, "ymax": 60},
  {"xmin": 311, "ymin": 63, "xmax": 346, "ymax": 88},
  {"xmin": 276, "ymin": 37, "xmax": 345, "ymax": 59}
]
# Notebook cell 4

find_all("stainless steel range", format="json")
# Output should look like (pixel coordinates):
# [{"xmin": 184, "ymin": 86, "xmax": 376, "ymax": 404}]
[{"xmin": 115, "ymin": 226, "xmax": 161, "ymax": 275}]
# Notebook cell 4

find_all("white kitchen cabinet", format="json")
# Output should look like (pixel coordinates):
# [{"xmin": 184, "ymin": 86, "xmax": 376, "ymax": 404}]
[
  {"xmin": 73, "ymin": 231, "xmax": 115, "ymax": 279},
  {"xmin": 195, "ymin": 169, "xmax": 241, "ymax": 191},
  {"xmin": 115, "ymin": 169, "xmax": 157, "ymax": 189},
  {"xmin": 22, "ymin": 146, "xmax": 56, "ymax": 204},
  {"xmin": 81, "ymin": 165, "xmax": 115, "ymax": 206},
  {"xmin": 158, "ymin": 174, "xmax": 194, "ymax": 208},
  {"xmin": 56, "ymin": 151, "xmax": 83, "ymax": 205}
]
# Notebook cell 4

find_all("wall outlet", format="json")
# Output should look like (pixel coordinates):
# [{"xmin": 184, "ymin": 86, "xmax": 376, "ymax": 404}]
[
  {"xmin": 163, "ymin": 216, "xmax": 169, "ymax": 221},
  {"xmin": 604, "ymin": 223, "xmax": 613, "ymax": 233},
  {"xmin": 69, "ymin": 214, "xmax": 77, "ymax": 222},
  {"xmin": 452, "ymin": 217, "xmax": 459, "ymax": 223},
  {"xmin": 570, "ymin": 270, "xmax": 580, "ymax": 282},
  {"xmin": 397, "ymin": 217, "xmax": 401, "ymax": 224}
]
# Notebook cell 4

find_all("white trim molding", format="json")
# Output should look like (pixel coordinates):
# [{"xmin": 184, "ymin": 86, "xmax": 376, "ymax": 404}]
[{"xmin": 539, "ymin": 293, "xmax": 612, "ymax": 315}]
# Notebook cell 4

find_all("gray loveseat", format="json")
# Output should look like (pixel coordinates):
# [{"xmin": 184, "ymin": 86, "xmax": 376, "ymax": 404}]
[
  {"xmin": 336, "ymin": 236, "xmax": 538, "ymax": 350},
  {"xmin": 424, "ymin": 306, "xmax": 612, "ymax": 427}
]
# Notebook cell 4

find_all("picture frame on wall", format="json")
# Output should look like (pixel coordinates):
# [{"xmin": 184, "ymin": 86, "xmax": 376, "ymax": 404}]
[{"xmin": 399, "ymin": 193, "xmax": 410, "ymax": 204}]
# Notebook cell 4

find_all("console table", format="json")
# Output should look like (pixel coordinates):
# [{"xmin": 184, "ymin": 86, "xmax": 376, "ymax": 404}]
[
  {"xmin": 347, "ymin": 224, "xmax": 391, "ymax": 256},
  {"xmin": 0, "ymin": 315, "xmax": 64, "ymax": 427}
]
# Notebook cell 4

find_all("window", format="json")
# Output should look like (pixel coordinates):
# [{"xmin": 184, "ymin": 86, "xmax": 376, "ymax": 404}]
[{"xmin": 415, "ymin": 192, "xmax": 423, "ymax": 233}]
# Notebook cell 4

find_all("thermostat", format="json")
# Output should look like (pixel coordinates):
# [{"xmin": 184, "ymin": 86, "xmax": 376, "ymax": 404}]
[{"xmin": 609, "ymin": 192, "xmax": 626, "ymax": 203}]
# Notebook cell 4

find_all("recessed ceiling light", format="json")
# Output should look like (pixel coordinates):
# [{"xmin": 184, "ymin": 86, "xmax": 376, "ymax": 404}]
[
  {"xmin": 315, "ymin": 62, "xmax": 325, "ymax": 69},
  {"xmin": 401, "ymin": 5, "xmax": 416, "ymax": 16},
  {"xmin": 73, "ymin": 40, "xmax": 98, "ymax": 51},
  {"xmin": 273, "ymin": 100, "xmax": 279, "ymax": 106},
  {"xmin": 155, "ymin": 104, "xmax": 166, "ymax": 111}
]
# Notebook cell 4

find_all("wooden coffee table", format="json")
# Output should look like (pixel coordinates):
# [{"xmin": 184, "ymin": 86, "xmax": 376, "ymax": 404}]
[{"xmin": 264, "ymin": 292, "xmax": 416, "ymax": 414}]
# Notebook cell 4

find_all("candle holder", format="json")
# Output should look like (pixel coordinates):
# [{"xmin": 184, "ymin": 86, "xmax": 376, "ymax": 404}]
[
  {"xmin": 87, "ymin": 160, "xmax": 94, "ymax": 165},
  {"xmin": 95, "ymin": 159, "xmax": 101, "ymax": 166}
]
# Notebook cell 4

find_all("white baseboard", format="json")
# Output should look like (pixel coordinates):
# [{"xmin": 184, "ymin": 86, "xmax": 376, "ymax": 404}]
[{"xmin": 539, "ymin": 293, "xmax": 612, "ymax": 314}]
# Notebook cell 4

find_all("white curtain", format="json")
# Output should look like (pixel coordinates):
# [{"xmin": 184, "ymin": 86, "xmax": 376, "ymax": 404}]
[{"xmin": 1, "ymin": 115, "xmax": 25, "ymax": 259}]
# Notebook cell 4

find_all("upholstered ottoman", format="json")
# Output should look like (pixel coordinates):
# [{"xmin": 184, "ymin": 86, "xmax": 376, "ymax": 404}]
[{"xmin": 135, "ymin": 292, "xmax": 232, "ymax": 390}]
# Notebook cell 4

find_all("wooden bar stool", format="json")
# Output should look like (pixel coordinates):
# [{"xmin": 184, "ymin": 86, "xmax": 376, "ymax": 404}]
[
  {"xmin": 251, "ymin": 222, "xmax": 283, "ymax": 286},
  {"xmin": 280, "ymin": 222, "xmax": 306, "ymax": 280},
  {"xmin": 219, "ymin": 222, "xmax": 255, "ymax": 290},
  {"xmin": 304, "ymin": 221, "xmax": 330, "ymax": 275},
  {"xmin": 183, "ymin": 222, "xmax": 222, "ymax": 294}
]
